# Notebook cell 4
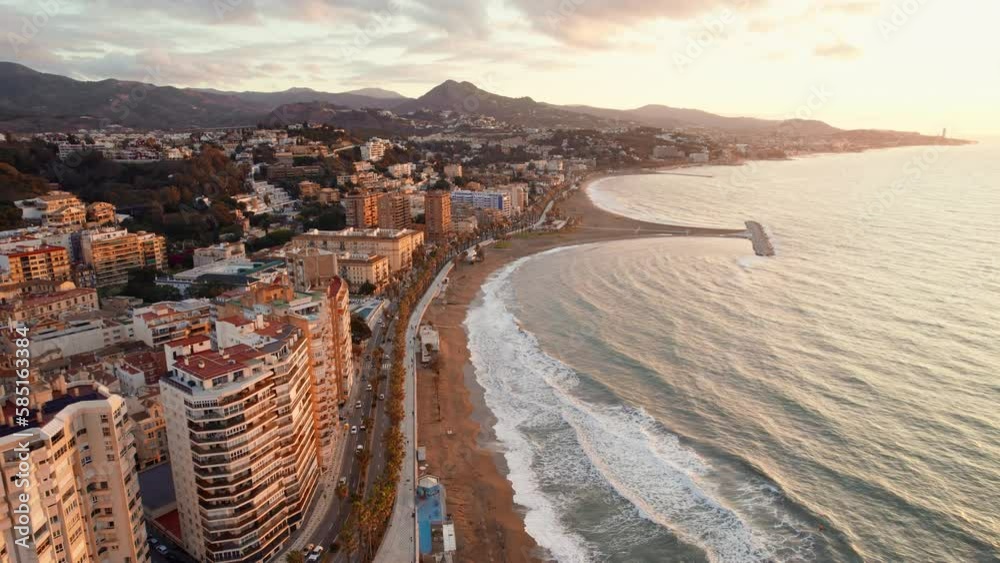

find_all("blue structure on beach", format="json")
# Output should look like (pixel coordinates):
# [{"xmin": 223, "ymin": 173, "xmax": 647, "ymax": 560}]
[{"xmin": 416, "ymin": 475, "xmax": 447, "ymax": 555}]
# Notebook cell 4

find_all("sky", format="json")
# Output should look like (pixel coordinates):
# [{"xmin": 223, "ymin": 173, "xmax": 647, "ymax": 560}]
[{"xmin": 2, "ymin": 0, "xmax": 998, "ymax": 137}]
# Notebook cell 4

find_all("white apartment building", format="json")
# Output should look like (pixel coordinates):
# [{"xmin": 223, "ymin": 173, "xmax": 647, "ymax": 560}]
[
  {"xmin": 160, "ymin": 321, "xmax": 321, "ymax": 563},
  {"xmin": 0, "ymin": 381, "xmax": 148, "ymax": 563},
  {"xmin": 132, "ymin": 300, "xmax": 213, "ymax": 348},
  {"xmin": 360, "ymin": 139, "xmax": 391, "ymax": 162}
]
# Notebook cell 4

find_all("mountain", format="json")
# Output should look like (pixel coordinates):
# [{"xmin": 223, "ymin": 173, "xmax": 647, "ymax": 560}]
[
  {"xmin": 393, "ymin": 80, "xmax": 617, "ymax": 128},
  {"xmin": 261, "ymin": 102, "xmax": 421, "ymax": 136},
  {"xmin": 0, "ymin": 63, "xmax": 935, "ymax": 140},
  {"xmin": 0, "ymin": 62, "xmax": 264, "ymax": 131},
  {"xmin": 194, "ymin": 86, "xmax": 410, "ymax": 110}
]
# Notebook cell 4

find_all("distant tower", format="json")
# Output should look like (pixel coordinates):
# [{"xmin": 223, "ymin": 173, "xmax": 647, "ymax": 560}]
[{"xmin": 942, "ymin": 128, "xmax": 947, "ymax": 138}]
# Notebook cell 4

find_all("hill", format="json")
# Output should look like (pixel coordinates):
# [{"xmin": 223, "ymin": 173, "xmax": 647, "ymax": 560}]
[
  {"xmin": 195, "ymin": 86, "xmax": 410, "ymax": 110},
  {"xmin": 393, "ymin": 80, "xmax": 617, "ymax": 128},
  {"xmin": 0, "ymin": 62, "xmax": 264, "ymax": 131}
]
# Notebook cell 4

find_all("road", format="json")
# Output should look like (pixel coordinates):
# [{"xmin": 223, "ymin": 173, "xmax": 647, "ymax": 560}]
[
  {"xmin": 269, "ymin": 180, "xmax": 565, "ymax": 562},
  {"xmin": 268, "ymin": 302, "xmax": 396, "ymax": 563},
  {"xmin": 373, "ymin": 263, "xmax": 454, "ymax": 563}
]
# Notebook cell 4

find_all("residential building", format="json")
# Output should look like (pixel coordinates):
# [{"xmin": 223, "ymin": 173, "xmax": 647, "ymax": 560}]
[
  {"xmin": 27, "ymin": 312, "xmax": 135, "ymax": 360},
  {"xmin": 160, "ymin": 320, "xmax": 321, "ymax": 562},
  {"xmin": 193, "ymin": 242, "xmax": 246, "ymax": 267},
  {"xmin": 653, "ymin": 145, "xmax": 685, "ymax": 159},
  {"xmin": 451, "ymin": 190, "xmax": 512, "ymax": 216},
  {"xmin": 0, "ymin": 381, "xmax": 149, "ymax": 563},
  {"xmin": 0, "ymin": 245, "xmax": 71, "ymax": 284},
  {"xmin": 338, "ymin": 253, "xmax": 390, "ymax": 293},
  {"xmin": 293, "ymin": 227, "xmax": 424, "ymax": 274},
  {"xmin": 37, "ymin": 191, "xmax": 87, "ymax": 229},
  {"xmin": 283, "ymin": 247, "xmax": 339, "ymax": 293},
  {"xmin": 424, "ymin": 190, "xmax": 452, "ymax": 242},
  {"xmin": 81, "ymin": 228, "xmax": 167, "ymax": 288},
  {"xmin": 298, "ymin": 181, "xmax": 321, "ymax": 199},
  {"xmin": 132, "ymin": 299, "xmax": 213, "ymax": 348},
  {"xmin": 443, "ymin": 164, "xmax": 463, "ymax": 179},
  {"xmin": 86, "ymin": 201, "xmax": 117, "ymax": 226},
  {"xmin": 127, "ymin": 392, "xmax": 169, "ymax": 469},
  {"xmin": 157, "ymin": 259, "xmax": 284, "ymax": 297},
  {"xmin": 0, "ymin": 287, "xmax": 98, "ymax": 324},
  {"xmin": 360, "ymin": 138, "xmax": 391, "ymax": 162},
  {"xmin": 343, "ymin": 191, "xmax": 380, "ymax": 228},
  {"xmin": 216, "ymin": 275, "xmax": 354, "ymax": 461},
  {"xmin": 377, "ymin": 192, "xmax": 412, "ymax": 230},
  {"xmin": 387, "ymin": 163, "xmax": 414, "ymax": 178},
  {"xmin": 498, "ymin": 183, "xmax": 528, "ymax": 214},
  {"xmin": 317, "ymin": 188, "xmax": 340, "ymax": 205}
]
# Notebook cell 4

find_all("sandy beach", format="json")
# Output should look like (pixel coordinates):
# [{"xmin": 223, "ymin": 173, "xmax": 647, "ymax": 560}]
[{"xmin": 414, "ymin": 176, "xmax": 748, "ymax": 562}]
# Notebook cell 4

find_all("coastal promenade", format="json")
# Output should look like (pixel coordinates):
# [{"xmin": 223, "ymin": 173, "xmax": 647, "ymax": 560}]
[{"xmin": 374, "ymin": 262, "xmax": 455, "ymax": 563}]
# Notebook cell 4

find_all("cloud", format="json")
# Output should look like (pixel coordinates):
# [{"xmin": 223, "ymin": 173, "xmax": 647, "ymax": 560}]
[
  {"xmin": 507, "ymin": 0, "xmax": 767, "ymax": 47},
  {"xmin": 814, "ymin": 41, "xmax": 862, "ymax": 59}
]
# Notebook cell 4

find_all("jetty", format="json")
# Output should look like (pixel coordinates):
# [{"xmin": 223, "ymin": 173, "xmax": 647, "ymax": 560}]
[{"xmin": 745, "ymin": 221, "xmax": 775, "ymax": 256}]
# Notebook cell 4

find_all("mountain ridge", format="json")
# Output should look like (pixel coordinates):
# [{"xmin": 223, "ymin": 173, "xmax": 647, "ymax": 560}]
[{"xmin": 0, "ymin": 62, "xmax": 943, "ymax": 139}]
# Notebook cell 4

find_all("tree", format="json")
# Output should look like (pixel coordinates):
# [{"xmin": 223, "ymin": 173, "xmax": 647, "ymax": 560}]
[
  {"xmin": 119, "ymin": 268, "xmax": 183, "ymax": 303},
  {"xmin": 357, "ymin": 281, "xmax": 377, "ymax": 295},
  {"xmin": 351, "ymin": 314, "xmax": 372, "ymax": 343}
]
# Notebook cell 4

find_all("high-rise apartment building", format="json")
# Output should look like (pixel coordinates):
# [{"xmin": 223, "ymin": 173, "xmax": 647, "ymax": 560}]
[
  {"xmin": 81, "ymin": 228, "xmax": 167, "ymax": 288},
  {"xmin": 342, "ymin": 192, "xmax": 380, "ymax": 228},
  {"xmin": 0, "ymin": 381, "xmax": 148, "ymax": 563},
  {"xmin": 215, "ymin": 275, "xmax": 354, "ymax": 461},
  {"xmin": 377, "ymin": 192, "xmax": 411, "ymax": 230},
  {"xmin": 160, "ymin": 320, "xmax": 320, "ymax": 563},
  {"xmin": 0, "ymin": 245, "xmax": 71, "ymax": 284},
  {"xmin": 425, "ymin": 190, "xmax": 453, "ymax": 242}
]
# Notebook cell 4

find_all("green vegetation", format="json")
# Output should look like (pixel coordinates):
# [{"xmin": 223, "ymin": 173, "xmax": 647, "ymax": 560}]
[
  {"xmin": 245, "ymin": 228, "xmax": 294, "ymax": 252},
  {"xmin": 117, "ymin": 268, "xmax": 182, "ymax": 303},
  {"xmin": 350, "ymin": 314, "xmax": 372, "ymax": 343},
  {"xmin": 299, "ymin": 203, "xmax": 347, "ymax": 231},
  {"xmin": 0, "ymin": 140, "xmax": 249, "ymax": 245}
]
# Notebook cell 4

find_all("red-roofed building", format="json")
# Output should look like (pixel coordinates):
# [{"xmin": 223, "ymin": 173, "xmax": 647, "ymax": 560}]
[{"xmin": 160, "ymin": 321, "xmax": 322, "ymax": 562}]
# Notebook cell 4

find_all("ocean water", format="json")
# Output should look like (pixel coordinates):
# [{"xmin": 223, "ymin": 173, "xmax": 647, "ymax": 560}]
[{"xmin": 464, "ymin": 144, "xmax": 1000, "ymax": 563}]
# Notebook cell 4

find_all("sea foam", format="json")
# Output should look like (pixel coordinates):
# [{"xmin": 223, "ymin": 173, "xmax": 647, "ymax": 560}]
[{"xmin": 466, "ymin": 255, "xmax": 810, "ymax": 562}]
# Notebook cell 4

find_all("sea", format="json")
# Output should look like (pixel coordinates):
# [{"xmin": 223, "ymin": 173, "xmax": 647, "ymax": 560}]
[{"xmin": 464, "ymin": 143, "xmax": 999, "ymax": 563}]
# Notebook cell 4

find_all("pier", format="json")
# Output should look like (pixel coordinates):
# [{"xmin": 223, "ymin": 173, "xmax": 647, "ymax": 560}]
[{"xmin": 745, "ymin": 221, "xmax": 775, "ymax": 256}]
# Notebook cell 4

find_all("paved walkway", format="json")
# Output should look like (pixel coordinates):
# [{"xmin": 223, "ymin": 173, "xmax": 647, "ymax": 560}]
[{"xmin": 374, "ymin": 263, "xmax": 454, "ymax": 563}]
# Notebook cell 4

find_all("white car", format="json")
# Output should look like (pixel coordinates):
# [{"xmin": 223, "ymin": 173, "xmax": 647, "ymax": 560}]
[
  {"xmin": 356, "ymin": 444, "xmax": 364, "ymax": 452},
  {"xmin": 155, "ymin": 545, "xmax": 168, "ymax": 555},
  {"xmin": 366, "ymin": 384, "xmax": 373, "ymax": 391},
  {"xmin": 355, "ymin": 401, "xmax": 362, "ymax": 409},
  {"xmin": 350, "ymin": 426, "xmax": 357, "ymax": 435}
]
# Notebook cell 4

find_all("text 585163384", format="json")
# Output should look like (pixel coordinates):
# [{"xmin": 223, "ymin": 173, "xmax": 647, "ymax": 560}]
[{"xmin": 8, "ymin": 323, "xmax": 35, "ymax": 550}]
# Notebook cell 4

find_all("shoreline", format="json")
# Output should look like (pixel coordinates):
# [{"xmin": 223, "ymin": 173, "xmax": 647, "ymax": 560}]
[{"xmin": 414, "ymin": 176, "xmax": 748, "ymax": 562}]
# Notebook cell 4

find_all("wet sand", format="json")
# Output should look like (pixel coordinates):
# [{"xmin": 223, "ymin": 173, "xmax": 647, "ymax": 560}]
[{"xmin": 414, "ymin": 177, "xmax": 748, "ymax": 562}]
